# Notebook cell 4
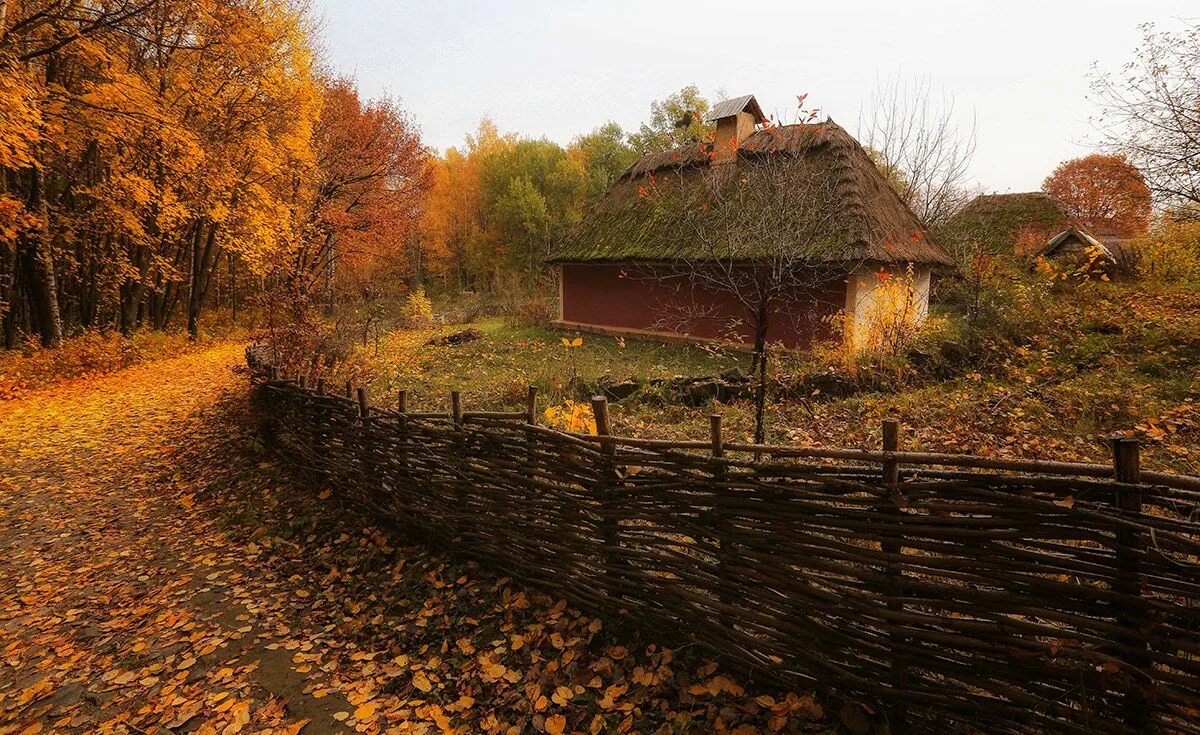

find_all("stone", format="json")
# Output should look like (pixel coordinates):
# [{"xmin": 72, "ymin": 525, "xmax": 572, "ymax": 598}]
[
  {"xmin": 602, "ymin": 380, "xmax": 640, "ymax": 402},
  {"xmin": 938, "ymin": 340, "xmax": 971, "ymax": 365}
]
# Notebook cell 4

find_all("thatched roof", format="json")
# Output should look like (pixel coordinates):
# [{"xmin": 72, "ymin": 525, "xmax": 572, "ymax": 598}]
[
  {"xmin": 941, "ymin": 192, "xmax": 1072, "ymax": 254},
  {"xmin": 548, "ymin": 121, "xmax": 955, "ymax": 268}
]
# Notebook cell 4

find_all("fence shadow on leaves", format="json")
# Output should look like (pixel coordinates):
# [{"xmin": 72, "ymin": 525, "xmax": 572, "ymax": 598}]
[{"xmin": 246, "ymin": 346, "xmax": 1200, "ymax": 735}]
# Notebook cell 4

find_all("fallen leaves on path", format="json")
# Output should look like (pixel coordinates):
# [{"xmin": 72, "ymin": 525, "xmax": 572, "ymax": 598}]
[{"xmin": 0, "ymin": 343, "xmax": 831, "ymax": 735}]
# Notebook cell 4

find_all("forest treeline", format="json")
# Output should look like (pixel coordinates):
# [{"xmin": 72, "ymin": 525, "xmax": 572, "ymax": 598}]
[
  {"xmin": 0, "ymin": 0, "xmax": 700, "ymax": 350},
  {"xmin": 0, "ymin": 0, "xmax": 427, "ymax": 347}
]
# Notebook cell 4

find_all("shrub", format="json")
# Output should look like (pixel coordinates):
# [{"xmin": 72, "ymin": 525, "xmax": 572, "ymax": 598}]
[
  {"xmin": 507, "ymin": 292, "xmax": 556, "ymax": 328},
  {"xmin": 402, "ymin": 287, "xmax": 435, "ymax": 329},
  {"xmin": 1134, "ymin": 221, "xmax": 1200, "ymax": 284},
  {"xmin": 1033, "ymin": 244, "xmax": 1115, "ymax": 283},
  {"xmin": 542, "ymin": 399, "xmax": 596, "ymax": 434},
  {"xmin": 0, "ymin": 329, "xmax": 203, "ymax": 399}
]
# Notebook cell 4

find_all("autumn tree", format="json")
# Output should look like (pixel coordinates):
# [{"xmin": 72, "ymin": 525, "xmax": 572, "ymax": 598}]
[
  {"xmin": 1091, "ymin": 21, "xmax": 1200, "ymax": 217},
  {"xmin": 1, "ymin": 0, "xmax": 430, "ymax": 347},
  {"xmin": 1042, "ymin": 154, "xmax": 1151, "ymax": 236},
  {"xmin": 419, "ymin": 118, "xmax": 619, "ymax": 292},
  {"xmin": 570, "ymin": 122, "xmax": 638, "ymax": 202},
  {"xmin": 627, "ymin": 84, "xmax": 712, "ymax": 154},
  {"xmin": 418, "ymin": 119, "xmax": 512, "ymax": 289},
  {"xmin": 296, "ymin": 78, "xmax": 430, "ymax": 312},
  {"xmin": 0, "ymin": 0, "xmax": 164, "ymax": 345}
]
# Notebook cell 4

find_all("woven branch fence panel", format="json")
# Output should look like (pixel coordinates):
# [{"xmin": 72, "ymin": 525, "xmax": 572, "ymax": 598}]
[{"xmin": 246, "ymin": 349, "xmax": 1200, "ymax": 734}]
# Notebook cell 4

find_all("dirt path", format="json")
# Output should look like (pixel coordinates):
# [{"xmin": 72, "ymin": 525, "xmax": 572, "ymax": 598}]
[
  {"xmin": 1, "ymin": 345, "xmax": 831, "ymax": 735},
  {"xmin": 0, "ymin": 344, "xmax": 351, "ymax": 735}
]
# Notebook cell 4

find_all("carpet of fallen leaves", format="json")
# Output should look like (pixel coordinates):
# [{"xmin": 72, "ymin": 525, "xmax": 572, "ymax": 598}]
[{"xmin": 0, "ymin": 343, "xmax": 832, "ymax": 735}]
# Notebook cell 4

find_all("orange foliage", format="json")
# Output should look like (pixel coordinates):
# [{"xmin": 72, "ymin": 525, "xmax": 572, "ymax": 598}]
[
  {"xmin": 1043, "ymin": 154, "xmax": 1152, "ymax": 237},
  {"xmin": 300, "ymin": 78, "xmax": 431, "ymax": 295}
]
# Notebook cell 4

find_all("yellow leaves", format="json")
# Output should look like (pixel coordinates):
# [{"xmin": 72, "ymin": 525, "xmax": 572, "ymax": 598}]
[
  {"xmin": 599, "ymin": 682, "xmax": 628, "ymax": 709},
  {"xmin": 279, "ymin": 720, "xmax": 310, "ymax": 735},
  {"xmin": 222, "ymin": 701, "xmax": 251, "ymax": 735},
  {"xmin": 545, "ymin": 713, "xmax": 567, "ymax": 735},
  {"xmin": 412, "ymin": 670, "xmax": 434, "ymax": 692},
  {"xmin": 479, "ymin": 654, "xmax": 509, "ymax": 682},
  {"xmin": 353, "ymin": 701, "xmax": 378, "ymax": 720},
  {"xmin": 543, "ymin": 400, "xmax": 597, "ymax": 435},
  {"xmin": 560, "ymin": 337, "xmax": 583, "ymax": 348},
  {"xmin": 0, "ymin": 61, "xmax": 42, "ymax": 171},
  {"xmin": 687, "ymin": 675, "xmax": 744, "ymax": 698},
  {"xmin": 551, "ymin": 685, "xmax": 575, "ymax": 705}
]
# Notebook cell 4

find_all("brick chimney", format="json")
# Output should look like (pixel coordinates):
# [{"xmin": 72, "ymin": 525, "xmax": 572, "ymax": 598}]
[{"xmin": 705, "ymin": 95, "xmax": 767, "ymax": 164}]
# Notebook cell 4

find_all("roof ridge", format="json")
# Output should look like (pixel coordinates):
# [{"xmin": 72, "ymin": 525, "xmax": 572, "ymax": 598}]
[{"xmin": 826, "ymin": 127, "xmax": 871, "ymax": 250}]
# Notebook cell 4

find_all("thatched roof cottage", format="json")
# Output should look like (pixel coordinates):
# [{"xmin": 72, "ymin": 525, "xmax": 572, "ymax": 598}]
[{"xmin": 548, "ymin": 94, "xmax": 955, "ymax": 349}]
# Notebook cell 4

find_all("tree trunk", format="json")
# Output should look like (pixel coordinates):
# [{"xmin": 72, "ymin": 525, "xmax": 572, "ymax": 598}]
[
  {"xmin": 25, "ymin": 166, "xmax": 62, "ymax": 347},
  {"xmin": 187, "ymin": 221, "xmax": 219, "ymax": 339},
  {"xmin": 752, "ymin": 303, "xmax": 770, "ymax": 448},
  {"xmin": 230, "ymin": 251, "xmax": 238, "ymax": 323}
]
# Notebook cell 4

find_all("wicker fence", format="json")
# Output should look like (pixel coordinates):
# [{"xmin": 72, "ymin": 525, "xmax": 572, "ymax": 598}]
[{"xmin": 246, "ymin": 348, "xmax": 1200, "ymax": 734}]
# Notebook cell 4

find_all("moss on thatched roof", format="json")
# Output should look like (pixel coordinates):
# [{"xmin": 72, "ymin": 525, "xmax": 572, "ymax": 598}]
[
  {"xmin": 941, "ymin": 192, "xmax": 1072, "ymax": 254},
  {"xmin": 548, "ymin": 122, "xmax": 955, "ymax": 268}
]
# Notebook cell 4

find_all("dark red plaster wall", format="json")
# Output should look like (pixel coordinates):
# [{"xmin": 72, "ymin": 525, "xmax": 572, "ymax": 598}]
[{"xmin": 560, "ymin": 264, "xmax": 845, "ymax": 348}]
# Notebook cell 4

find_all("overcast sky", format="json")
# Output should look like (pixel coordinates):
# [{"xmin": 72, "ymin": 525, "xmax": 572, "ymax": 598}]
[{"xmin": 310, "ymin": 1, "xmax": 1197, "ymax": 193}]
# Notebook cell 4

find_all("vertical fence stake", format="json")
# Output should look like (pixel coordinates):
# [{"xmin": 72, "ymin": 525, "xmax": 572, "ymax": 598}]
[
  {"xmin": 357, "ymin": 387, "xmax": 369, "ymax": 419},
  {"xmin": 711, "ymin": 414, "xmax": 734, "ymax": 631},
  {"xmin": 591, "ymin": 396, "xmax": 622, "ymax": 609},
  {"xmin": 451, "ymin": 391, "xmax": 468, "ymax": 543},
  {"xmin": 298, "ymin": 375, "xmax": 306, "ymax": 390},
  {"xmin": 312, "ymin": 378, "xmax": 328, "ymax": 474},
  {"xmin": 394, "ymin": 389, "xmax": 409, "ymax": 521},
  {"xmin": 1112, "ymin": 437, "xmax": 1148, "ymax": 729},
  {"xmin": 882, "ymin": 418, "xmax": 906, "ymax": 731},
  {"xmin": 526, "ymin": 386, "xmax": 539, "ymax": 425},
  {"xmin": 269, "ymin": 366, "xmax": 278, "ymax": 381},
  {"xmin": 344, "ymin": 380, "xmax": 352, "ymax": 398}
]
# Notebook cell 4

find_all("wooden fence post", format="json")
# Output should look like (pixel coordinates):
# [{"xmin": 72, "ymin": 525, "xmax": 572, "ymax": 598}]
[
  {"xmin": 1112, "ymin": 437, "xmax": 1148, "ymax": 729},
  {"xmin": 451, "ymin": 391, "xmax": 469, "ymax": 544},
  {"xmin": 344, "ymin": 380, "xmax": 352, "ymax": 398},
  {"xmin": 711, "ymin": 414, "xmax": 734, "ymax": 631},
  {"xmin": 591, "ymin": 396, "xmax": 622, "ymax": 607},
  {"xmin": 298, "ymin": 375, "xmax": 306, "ymax": 390},
  {"xmin": 882, "ymin": 418, "xmax": 906, "ymax": 730},
  {"xmin": 526, "ymin": 386, "xmax": 538, "ymax": 425},
  {"xmin": 311, "ymin": 378, "xmax": 328, "ymax": 475},
  {"xmin": 356, "ymin": 388, "xmax": 376, "ymax": 489},
  {"xmin": 393, "ymin": 389, "xmax": 409, "ymax": 521}
]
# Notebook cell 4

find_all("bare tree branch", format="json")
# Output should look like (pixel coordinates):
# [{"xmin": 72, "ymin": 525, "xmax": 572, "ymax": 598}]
[
  {"xmin": 1090, "ymin": 21, "xmax": 1200, "ymax": 217},
  {"xmin": 857, "ymin": 73, "xmax": 977, "ymax": 227}
]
